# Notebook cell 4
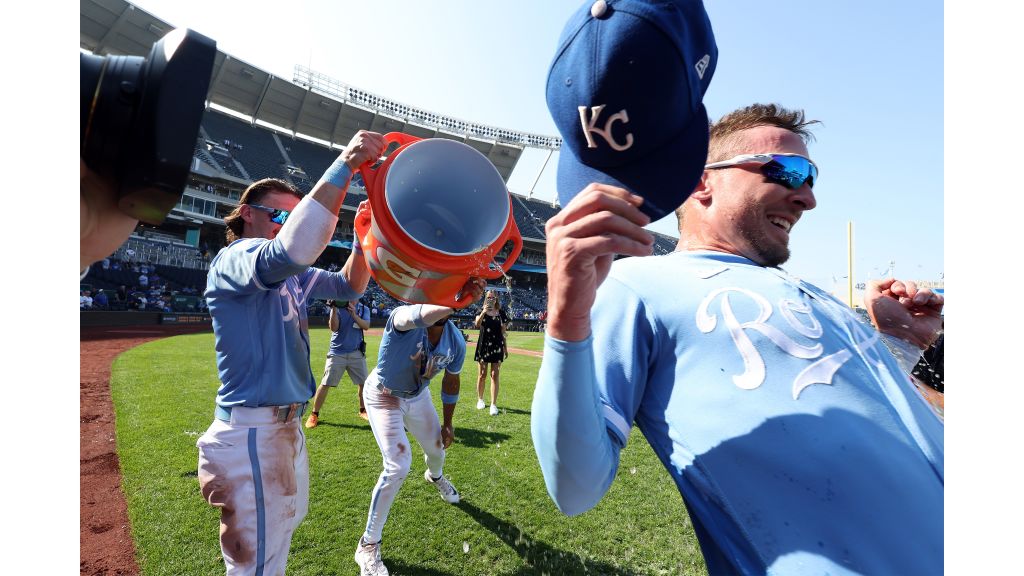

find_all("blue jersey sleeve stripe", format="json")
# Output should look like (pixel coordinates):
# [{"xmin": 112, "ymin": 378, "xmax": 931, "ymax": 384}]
[
  {"xmin": 300, "ymin": 267, "xmax": 322, "ymax": 295},
  {"xmin": 602, "ymin": 403, "xmax": 631, "ymax": 445},
  {"xmin": 532, "ymin": 334, "xmax": 621, "ymax": 516}
]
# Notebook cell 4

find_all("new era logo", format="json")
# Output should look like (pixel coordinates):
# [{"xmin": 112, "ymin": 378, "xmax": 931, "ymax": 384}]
[{"xmin": 695, "ymin": 54, "xmax": 710, "ymax": 80}]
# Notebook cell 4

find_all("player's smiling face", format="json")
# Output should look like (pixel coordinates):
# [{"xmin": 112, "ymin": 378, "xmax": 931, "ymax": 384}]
[{"xmin": 702, "ymin": 126, "xmax": 817, "ymax": 266}]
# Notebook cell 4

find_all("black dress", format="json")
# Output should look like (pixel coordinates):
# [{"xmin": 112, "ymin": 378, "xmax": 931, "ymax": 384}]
[{"xmin": 474, "ymin": 309, "xmax": 509, "ymax": 363}]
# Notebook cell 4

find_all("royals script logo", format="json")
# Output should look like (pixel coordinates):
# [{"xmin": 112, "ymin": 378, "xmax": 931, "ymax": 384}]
[
  {"xmin": 696, "ymin": 287, "xmax": 889, "ymax": 399},
  {"xmin": 578, "ymin": 105, "xmax": 634, "ymax": 151},
  {"xmin": 409, "ymin": 341, "xmax": 455, "ymax": 386}
]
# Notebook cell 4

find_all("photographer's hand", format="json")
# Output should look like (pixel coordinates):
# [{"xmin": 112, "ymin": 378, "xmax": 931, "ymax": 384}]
[
  {"xmin": 348, "ymin": 301, "xmax": 371, "ymax": 330},
  {"xmin": 80, "ymin": 159, "xmax": 138, "ymax": 272}
]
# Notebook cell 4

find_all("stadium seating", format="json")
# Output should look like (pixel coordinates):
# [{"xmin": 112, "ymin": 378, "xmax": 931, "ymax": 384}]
[
  {"xmin": 277, "ymin": 134, "xmax": 341, "ymax": 194},
  {"xmin": 84, "ymin": 105, "xmax": 691, "ymax": 326},
  {"xmin": 201, "ymin": 110, "xmax": 291, "ymax": 184},
  {"xmin": 510, "ymin": 195, "xmax": 549, "ymax": 239}
]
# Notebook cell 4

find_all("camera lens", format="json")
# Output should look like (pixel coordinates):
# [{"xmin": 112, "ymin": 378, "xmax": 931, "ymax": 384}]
[{"xmin": 80, "ymin": 29, "xmax": 217, "ymax": 224}]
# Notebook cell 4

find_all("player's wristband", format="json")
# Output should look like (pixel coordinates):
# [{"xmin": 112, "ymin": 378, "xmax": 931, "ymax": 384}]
[
  {"xmin": 441, "ymin": 392, "xmax": 459, "ymax": 405},
  {"xmin": 320, "ymin": 157, "xmax": 353, "ymax": 189},
  {"xmin": 352, "ymin": 230, "xmax": 363, "ymax": 254}
]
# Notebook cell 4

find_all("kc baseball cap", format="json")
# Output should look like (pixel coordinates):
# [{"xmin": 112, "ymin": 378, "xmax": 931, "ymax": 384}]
[{"xmin": 546, "ymin": 0, "xmax": 717, "ymax": 220}]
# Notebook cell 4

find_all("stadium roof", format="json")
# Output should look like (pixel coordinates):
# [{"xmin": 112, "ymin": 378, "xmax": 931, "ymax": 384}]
[{"xmin": 80, "ymin": 0, "xmax": 561, "ymax": 182}]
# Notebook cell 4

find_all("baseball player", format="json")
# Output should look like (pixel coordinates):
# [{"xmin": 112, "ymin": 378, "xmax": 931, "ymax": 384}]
[
  {"xmin": 354, "ymin": 285, "xmax": 483, "ymax": 576},
  {"xmin": 196, "ymin": 130, "xmax": 384, "ymax": 575},
  {"xmin": 306, "ymin": 298, "xmax": 372, "ymax": 427},
  {"xmin": 533, "ymin": 102, "xmax": 945, "ymax": 574}
]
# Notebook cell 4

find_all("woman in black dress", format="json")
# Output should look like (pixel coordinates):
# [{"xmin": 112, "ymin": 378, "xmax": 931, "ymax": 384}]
[{"xmin": 474, "ymin": 290, "xmax": 510, "ymax": 415}]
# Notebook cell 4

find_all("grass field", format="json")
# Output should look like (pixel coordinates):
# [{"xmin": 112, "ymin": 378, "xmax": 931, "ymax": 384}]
[{"xmin": 110, "ymin": 329, "xmax": 706, "ymax": 575}]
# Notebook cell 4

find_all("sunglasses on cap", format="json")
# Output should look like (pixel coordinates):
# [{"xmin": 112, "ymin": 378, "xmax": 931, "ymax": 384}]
[
  {"xmin": 249, "ymin": 203, "xmax": 290, "ymax": 225},
  {"xmin": 704, "ymin": 153, "xmax": 818, "ymax": 190}
]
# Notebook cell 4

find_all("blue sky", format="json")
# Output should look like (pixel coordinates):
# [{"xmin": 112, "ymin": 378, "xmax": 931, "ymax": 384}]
[{"xmin": 129, "ymin": 0, "xmax": 943, "ymax": 291}]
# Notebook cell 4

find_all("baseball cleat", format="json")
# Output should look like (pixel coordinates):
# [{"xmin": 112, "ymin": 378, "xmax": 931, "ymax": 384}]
[
  {"xmin": 489, "ymin": 404, "xmax": 499, "ymax": 416},
  {"xmin": 304, "ymin": 413, "xmax": 319, "ymax": 429},
  {"xmin": 476, "ymin": 398, "xmax": 486, "ymax": 410},
  {"xmin": 424, "ymin": 470, "xmax": 460, "ymax": 504},
  {"xmin": 354, "ymin": 536, "xmax": 389, "ymax": 576}
]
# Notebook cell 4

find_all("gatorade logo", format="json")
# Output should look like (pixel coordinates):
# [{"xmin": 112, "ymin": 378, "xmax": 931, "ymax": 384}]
[
  {"xmin": 369, "ymin": 245, "xmax": 421, "ymax": 287},
  {"xmin": 365, "ymin": 244, "xmax": 430, "ymax": 302}
]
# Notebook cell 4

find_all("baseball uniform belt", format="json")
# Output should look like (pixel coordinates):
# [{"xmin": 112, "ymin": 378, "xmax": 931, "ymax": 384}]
[
  {"xmin": 214, "ymin": 403, "xmax": 307, "ymax": 425},
  {"xmin": 375, "ymin": 382, "xmax": 426, "ymax": 399}
]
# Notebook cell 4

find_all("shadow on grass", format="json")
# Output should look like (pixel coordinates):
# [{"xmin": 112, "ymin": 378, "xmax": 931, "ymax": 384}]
[
  {"xmin": 457, "ymin": 501, "xmax": 641, "ymax": 576},
  {"xmin": 384, "ymin": 559, "xmax": 457, "ymax": 576},
  {"xmin": 494, "ymin": 406, "xmax": 531, "ymax": 416},
  {"xmin": 454, "ymin": 426, "xmax": 511, "ymax": 448},
  {"xmin": 312, "ymin": 420, "xmax": 371, "ymax": 431}
]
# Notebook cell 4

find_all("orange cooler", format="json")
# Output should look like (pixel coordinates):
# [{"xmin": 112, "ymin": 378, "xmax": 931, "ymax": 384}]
[{"xmin": 354, "ymin": 132, "xmax": 523, "ymax": 308}]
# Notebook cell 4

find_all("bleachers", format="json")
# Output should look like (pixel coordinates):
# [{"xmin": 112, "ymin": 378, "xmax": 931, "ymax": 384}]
[
  {"xmin": 652, "ymin": 234, "xmax": 677, "ymax": 255},
  {"xmin": 510, "ymin": 195, "xmax": 548, "ymax": 239},
  {"xmin": 193, "ymin": 139, "xmax": 247, "ymax": 181},
  {"xmin": 79, "ymin": 104, "xmax": 698, "ymax": 322},
  {"xmin": 110, "ymin": 235, "xmax": 207, "ymax": 270},
  {"xmin": 278, "ymin": 135, "xmax": 341, "ymax": 194},
  {"xmin": 201, "ymin": 110, "xmax": 290, "ymax": 184},
  {"xmin": 83, "ymin": 257, "xmax": 206, "ymax": 313}
]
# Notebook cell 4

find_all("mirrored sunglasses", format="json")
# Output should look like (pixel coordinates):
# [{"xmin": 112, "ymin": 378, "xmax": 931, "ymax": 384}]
[
  {"xmin": 704, "ymin": 153, "xmax": 818, "ymax": 190},
  {"xmin": 249, "ymin": 203, "xmax": 290, "ymax": 225}
]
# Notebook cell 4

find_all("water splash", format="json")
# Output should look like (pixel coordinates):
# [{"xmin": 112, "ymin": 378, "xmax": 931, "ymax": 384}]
[{"xmin": 491, "ymin": 259, "xmax": 516, "ymax": 324}]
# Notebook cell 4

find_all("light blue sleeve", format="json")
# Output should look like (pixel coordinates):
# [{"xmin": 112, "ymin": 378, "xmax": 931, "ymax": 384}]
[
  {"xmin": 208, "ymin": 238, "xmax": 307, "ymax": 294},
  {"xmin": 531, "ymin": 276, "xmax": 653, "ymax": 516},
  {"xmin": 359, "ymin": 303, "xmax": 371, "ymax": 323},
  {"xmin": 531, "ymin": 335, "xmax": 619, "ymax": 516},
  {"xmin": 302, "ymin": 268, "xmax": 361, "ymax": 302},
  {"xmin": 447, "ymin": 326, "xmax": 466, "ymax": 374},
  {"xmin": 392, "ymin": 305, "xmax": 428, "ymax": 331}
]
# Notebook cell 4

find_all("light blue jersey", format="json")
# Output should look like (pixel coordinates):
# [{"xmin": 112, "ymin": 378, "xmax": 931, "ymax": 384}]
[
  {"xmin": 369, "ymin": 305, "xmax": 466, "ymax": 398},
  {"xmin": 206, "ymin": 237, "xmax": 361, "ymax": 408},
  {"xmin": 532, "ymin": 251, "xmax": 943, "ymax": 575},
  {"xmin": 328, "ymin": 301, "xmax": 371, "ymax": 356}
]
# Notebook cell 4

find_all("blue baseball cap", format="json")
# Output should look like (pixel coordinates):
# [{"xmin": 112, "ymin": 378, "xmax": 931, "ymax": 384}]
[{"xmin": 546, "ymin": 0, "xmax": 717, "ymax": 220}]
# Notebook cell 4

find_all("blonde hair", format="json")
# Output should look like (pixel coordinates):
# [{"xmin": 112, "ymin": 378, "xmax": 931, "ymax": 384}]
[
  {"xmin": 707, "ymin": 103, "xmax": 820, "ymax": 163},
  {"xmin": 675, "ymin": 104, "xmax": 820, "ymax": 230}
]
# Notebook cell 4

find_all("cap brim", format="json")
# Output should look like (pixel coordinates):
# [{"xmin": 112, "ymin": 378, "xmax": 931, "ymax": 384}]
[{"xmin": 556, "ymin": 104, "xmax": 709, "ymax": 221}]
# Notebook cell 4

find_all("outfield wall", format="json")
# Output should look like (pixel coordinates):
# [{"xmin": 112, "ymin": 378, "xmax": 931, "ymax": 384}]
[
  {"xmin": 81, "ymin": 311, "xmax": 342, "ymax": 329},
  {"xmin": 80, "ymin": 312, "xmax": 541, "ymax": 331}
]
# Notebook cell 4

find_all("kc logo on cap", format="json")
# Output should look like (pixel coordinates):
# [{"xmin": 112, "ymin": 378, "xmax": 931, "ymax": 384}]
[
  {"xmin": 546, "ymin": 0, "xmax": 718, "ymax": 220},
  {"xmin": 579, "ymin": 105, "xmax": 634, "ymax": 151}
]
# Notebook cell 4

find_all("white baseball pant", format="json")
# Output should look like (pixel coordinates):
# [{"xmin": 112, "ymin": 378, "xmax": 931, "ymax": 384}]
[
  {"xmin": 197, "ymin": 407, "xmax": 309, "ymax": 575},
  {"xmin": 361, "ymin": 383, "xmax": 446, "ymax": 543}
]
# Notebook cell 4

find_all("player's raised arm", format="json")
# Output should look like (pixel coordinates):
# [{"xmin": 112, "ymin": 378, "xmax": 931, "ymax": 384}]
[
  {"xmin": 272, "ymin": 131, "xmax": 384, "ymax": 274},
  {"xmin": 531, "ymin": 185, "xmax": 653, "ymax": 515}
]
